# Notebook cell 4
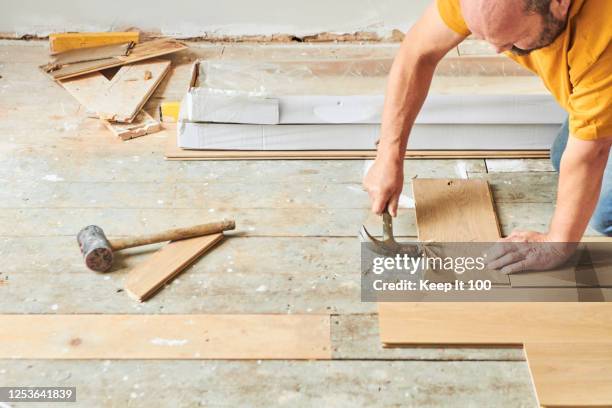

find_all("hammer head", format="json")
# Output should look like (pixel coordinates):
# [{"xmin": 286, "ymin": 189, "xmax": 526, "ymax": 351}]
[
  {"xmin": 77, "ymin": 225, "xmax": 114, "ymax": 272},
  {"xmin": 359, "ymin": 211, "xmax": 421, "ymax": 257}
]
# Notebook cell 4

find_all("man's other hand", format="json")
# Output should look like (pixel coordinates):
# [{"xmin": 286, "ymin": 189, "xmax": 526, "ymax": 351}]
[
  {"xmin": 363, "ymin": 157, "xmax": 404, "ymax": 216},
  {"xmin": 486, "ymin": 230, "xmax": 576, "ymax": 274}
]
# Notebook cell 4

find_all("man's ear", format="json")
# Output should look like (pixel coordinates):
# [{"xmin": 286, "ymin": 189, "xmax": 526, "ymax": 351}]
[{"xmin": 550, "ymin": 0, "xmax": 571, "ymax": 19}]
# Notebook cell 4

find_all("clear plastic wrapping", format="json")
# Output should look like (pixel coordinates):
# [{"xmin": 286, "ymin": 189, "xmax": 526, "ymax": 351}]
[{"xmin": 196, "ymin": 59, "xmax": 390, "ymax": 96}]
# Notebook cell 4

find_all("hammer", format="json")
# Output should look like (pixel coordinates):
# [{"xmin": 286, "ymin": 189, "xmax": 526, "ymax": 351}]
[
  {"xmin": 77, "ymin": 220, "xmax": 235, "ymax": 272},
  {"xmin": 359, "ymin": 208, "xmax": 427, "ymax": 257}
]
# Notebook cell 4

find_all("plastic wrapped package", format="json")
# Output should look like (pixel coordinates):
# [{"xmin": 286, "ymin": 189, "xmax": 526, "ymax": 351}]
[
  {"xmin": 181, "ymin": 59, "xmax": 563, "ymax": 125},
  {"xmin": 177, "ymin": 58, "xmax": 564, "ymax": 151}
]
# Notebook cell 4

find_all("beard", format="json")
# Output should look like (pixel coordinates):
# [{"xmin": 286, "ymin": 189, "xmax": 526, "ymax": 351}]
[{"xmin": 511, "ymin": 12, "xmax": 567, "ymax": 56}]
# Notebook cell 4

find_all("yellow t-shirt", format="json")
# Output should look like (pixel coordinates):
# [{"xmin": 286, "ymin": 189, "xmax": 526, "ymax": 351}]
[{"xmin": 436, "ymin": 0, "xmax": 611, "ymax": 140}]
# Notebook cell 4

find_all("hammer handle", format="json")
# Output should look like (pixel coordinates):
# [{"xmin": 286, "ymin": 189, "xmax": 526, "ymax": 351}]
[{"xmin": 109, "ymin": 220, "xmax": 235, "ymax": 251}]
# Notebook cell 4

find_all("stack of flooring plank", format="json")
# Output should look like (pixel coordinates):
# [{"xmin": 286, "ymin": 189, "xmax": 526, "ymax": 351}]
[
  {"xmin": 41, "ymin": 36, "xmax": 187, "ymax": 140},
  {"xmin": 378, "ymin": 178, "xmax": 612, "ymax": 407},
  {"xmin": 167, "ymin": 58, "xmax": 565, "ymax": 160}
]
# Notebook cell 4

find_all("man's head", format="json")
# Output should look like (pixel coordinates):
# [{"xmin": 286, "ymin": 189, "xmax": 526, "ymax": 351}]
[{"xmin": 461, "ymin": 0, "xmax": 571, "ymax": 55}]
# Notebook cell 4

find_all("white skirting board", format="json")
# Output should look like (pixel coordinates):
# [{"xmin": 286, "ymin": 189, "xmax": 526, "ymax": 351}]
[
  {"xmin": 182, "ymin": 90, "xmax": 566, "ymax": 125},
  {"xmin": 177, "ymin": 122, "xmax": 560, "ymax": 150}
]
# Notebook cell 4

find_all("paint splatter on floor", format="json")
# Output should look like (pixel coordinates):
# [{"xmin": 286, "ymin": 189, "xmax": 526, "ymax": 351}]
[{"xmin": 42, "ymin": 174, "xmax": 64, "ymax": 182}]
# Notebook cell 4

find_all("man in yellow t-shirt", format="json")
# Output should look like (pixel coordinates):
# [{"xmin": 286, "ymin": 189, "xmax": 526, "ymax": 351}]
[{"xmin": 363, "ymin": 0, "xmax": 611, "ymax": 272}]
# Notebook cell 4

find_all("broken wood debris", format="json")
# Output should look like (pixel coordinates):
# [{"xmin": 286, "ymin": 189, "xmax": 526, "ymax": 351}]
[
  {"xmin": 42, "ymin": 38, "xmax": 186, "ymax": 81},
  {"xmin": 41, "ymin": 36, "xmax": 187, "ymax": 140}
]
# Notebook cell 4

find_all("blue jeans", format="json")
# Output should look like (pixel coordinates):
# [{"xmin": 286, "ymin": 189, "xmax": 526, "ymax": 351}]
[{"xmin": 550, "ymin": 118, "xmax": 612, "ymax": 236}]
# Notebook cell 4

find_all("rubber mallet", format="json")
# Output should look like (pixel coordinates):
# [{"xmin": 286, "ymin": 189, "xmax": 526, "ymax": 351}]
[{"xmin": 77, "ymin": 220, "xmax": 235, "ymax": 272}]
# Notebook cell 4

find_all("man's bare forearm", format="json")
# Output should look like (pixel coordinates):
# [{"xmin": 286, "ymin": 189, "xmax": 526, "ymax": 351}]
[
  {"xmin": 378, "ymin": 39, "xmax": 440, "ymax": 162},
  {"xmin": 549, "ymin": 137, "xmax": 611, "ymax": 242}
]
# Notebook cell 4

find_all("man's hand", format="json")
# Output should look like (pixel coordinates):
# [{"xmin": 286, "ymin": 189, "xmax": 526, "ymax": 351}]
[
  {"xmin": 363, "ymin": 157, "xmax": 404, "ymax": 216},
  {"xmin": 486, "ymin": 229, "xmax": 576, "ymax": 274}
]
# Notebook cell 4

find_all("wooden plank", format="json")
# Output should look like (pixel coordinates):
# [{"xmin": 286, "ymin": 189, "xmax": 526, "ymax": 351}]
[
  {"xmin": 524, "ymin": 342, "xmax": 612, "ymax": 407},
  {"xmin": 510, "ymin": 240, "xmax": 612, "ymax": 288},
  {"xmin": 409, "ymin": 178, "xmax": 508, "ymax": 284},
  {"xmin": 412, "ymin": 178, "xmax": 501, "ymax": 241},
  {"xmin": 510, "ymin": 265, "xmax": 612, "ymax": 288},
  {"xmin": 47, "ymin": 39, "xmax": 187, "ymax": 80},
  {"xmin": 125, "ymin": 233, "xmax": 224, "ymax": 302},
  {"xmin": 0, "ymin": 314, "xmax": 332, "ymax": 360},
  {"xmin": 378, "ymin": 303, "xmax": 612, "ymax": 346},
  {"xmin": 49, "ymin": 32, "xmax": 140, "ymax": 54},
  {"xmin": 48, "ymin": 42, "xmax": 133, "ymax": 66},
  {"xmin": 165, "ymin": 134, "xmax": 549, "ymax": 160},
  {"xmin": 61, "ymin": 59, "xmax": 170, "ymax": 123},
  {"xmin": 104, "ymin": 111, "xmax": 162, "ymax": 140}
]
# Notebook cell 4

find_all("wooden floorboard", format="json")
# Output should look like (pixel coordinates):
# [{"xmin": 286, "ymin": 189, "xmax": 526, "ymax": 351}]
[
  {"xmin": 125, "ymin": 233, "xmax": 225, "ymax": 302},
  {"xmin": 525, "ymin": 342, "xmax": 612, "ymax": 407},
  {"xmin": 0, "ymin": 360, "xmax": 537, "ymax": 407},
  {"xmin": 412, "ymin": 178, "xmax": 501, "ymax": 241},
  {"xmin": 0, "ymin": 314, "xmax": 332, "ymax": 360},
  {"xmin": 379, "ymin": 302, "xmax": 612, "ymax": 345}
]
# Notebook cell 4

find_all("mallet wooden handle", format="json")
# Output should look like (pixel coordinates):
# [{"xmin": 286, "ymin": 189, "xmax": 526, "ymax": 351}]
[{"xmin": 109, "ymin": 220, "xmax": 235, "ymax": 251}]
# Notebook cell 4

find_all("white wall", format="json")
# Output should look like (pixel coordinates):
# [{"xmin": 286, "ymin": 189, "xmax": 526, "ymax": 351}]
[{"xmin": 1, "ymin": 0, "xmax": 430, "ymax": 38}]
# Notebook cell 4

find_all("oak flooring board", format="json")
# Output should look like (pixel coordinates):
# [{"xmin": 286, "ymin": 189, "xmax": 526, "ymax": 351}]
[
  {"xmin": 509, "ymin": 261, "xmax": 612, "ymax": 288},
  {"xmin": 378, "ymin": 303, "xmax": 612, "ymax": 346},
  {"xmin": 509, "ymin": 242, "xmax": 612, "ymax": 288},
  {"xmin": 524, "ymin": 342, "xmax": 612, "ymax": 407},
  {"xmin": 412, "ymin": 178, "xmax": 501, "ymax": 242},
  {"xmin": 410, "ymin": 178, "xmax": 510, "ymax": 283},
  {"xmin": 125, "ymin": 233, "xmax": 224, "ymax": 302},
  {"xmin": 0, "ymin": 314, "xmax": 331, "ymax": 360}
]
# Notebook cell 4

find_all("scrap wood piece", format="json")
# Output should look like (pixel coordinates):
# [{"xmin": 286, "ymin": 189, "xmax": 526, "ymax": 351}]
[
  {"xmin": 0, "ymin": 314, "xmax": 332, "ymax": 360},
  {"xmin": 61, "ymin": 59, "xmax": 170, "ymax": 123},
  {"xmin": 525, "ymin": 342, "xmax": 612, "ymax": 407},
  {"xmin": 125, "ymin": 233, "xmax": 224, "ymax": 302},
  {"xmin": 47, "ymin": 42, "xmax": 134, "ymax": 67},
  {"xmin": 49, "ymin": 32, "xmax": 140, "ymax": 54},
  {"xmin": 46, "ymin": 38, "xmax": 186, "ymax": 80},
  {"xmin": 104, "ymin": 111, "xmax": 162, "ymax": 140},
  {"xmin": 378, "ymin": 302, "xmax": 612, "ymax": 345}
]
